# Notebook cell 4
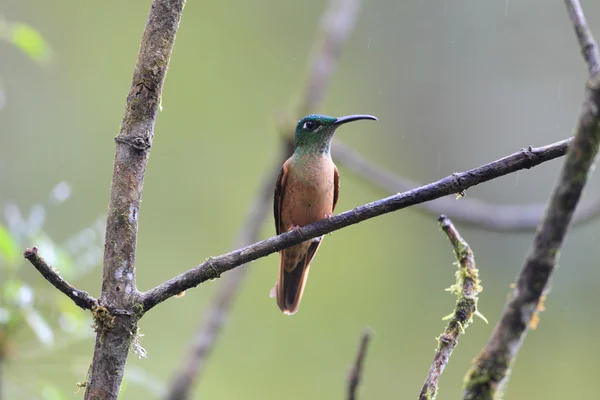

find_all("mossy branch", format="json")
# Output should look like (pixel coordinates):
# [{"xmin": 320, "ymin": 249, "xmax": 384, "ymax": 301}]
[
  {"xmin": 463, "ymin": 2, "xmax": 600, "ymax": 398},
  {"xmin": 418, "ymin": 216, "xmax": 484, "ymax": 400}
]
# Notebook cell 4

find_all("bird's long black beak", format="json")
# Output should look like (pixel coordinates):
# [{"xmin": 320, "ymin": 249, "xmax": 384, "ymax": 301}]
[{"xmin": 334, "ymin": 114, "xmax": 378, "ymax": 126}]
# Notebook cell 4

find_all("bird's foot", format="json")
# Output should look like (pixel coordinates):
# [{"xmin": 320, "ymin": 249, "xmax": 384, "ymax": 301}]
[{"xmin": 287, "ymin": 224, "xmax": 304, "ymax": 240}]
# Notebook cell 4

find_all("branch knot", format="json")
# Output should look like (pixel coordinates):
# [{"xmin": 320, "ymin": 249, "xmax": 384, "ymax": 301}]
[
  {"xmin": 205, "ymin": 257, "xmax": 221, "ymax": 280},
  {"xmin": 519, "ymin": 146, "xmax": 536, "ymax": 169},
  {"xmin": 115, "ymin": 134, "xmax": 152, "ymax": 152},
  {"xmin": 450, "ymin": 172, "xmax": 467, "ymax": 194}
]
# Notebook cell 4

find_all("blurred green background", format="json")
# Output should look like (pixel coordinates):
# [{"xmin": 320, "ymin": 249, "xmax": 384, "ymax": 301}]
[{"xmin": 2, "ymin": 0, "xmax": 600, "ymax": 399}]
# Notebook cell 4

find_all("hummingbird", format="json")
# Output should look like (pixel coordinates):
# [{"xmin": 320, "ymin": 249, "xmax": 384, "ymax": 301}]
[{"xmin": 272, "ymin": 113, "xmax": 378, "ymax": 314}]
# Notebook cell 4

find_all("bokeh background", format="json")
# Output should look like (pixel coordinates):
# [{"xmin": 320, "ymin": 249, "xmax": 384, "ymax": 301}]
[{"xmin": 2, "ymin": 0, "xmax": 600, "ymax": 399}]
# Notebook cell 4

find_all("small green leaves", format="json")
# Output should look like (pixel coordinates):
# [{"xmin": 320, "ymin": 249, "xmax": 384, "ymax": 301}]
[
  {"xmin": 0, "ymin": 19, "xmax": 54, "ymax": 66},
  {"xmin": 0, "ymin": 224, "xmax": 19, "ymax": 265}
]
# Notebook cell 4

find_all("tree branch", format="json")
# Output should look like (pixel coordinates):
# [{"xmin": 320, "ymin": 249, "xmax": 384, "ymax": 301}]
[
  {"xmin": 347, "ymin": 329, "xmax": 372, "ymax": 400},
  {"xmin": 418, "ymin": 216, "xmax": 483, "ymax": 400},
  {"xmin": 23, "ymin": 247, "xmax": 98, "ymax": 310},
  {"xmin": 565, "ymin": 0, "xmax": 600, "ymax": 74},
  {"xmin": 140, "ymin": 137, "xmax": 574, "ymax": 312},
  {"xmin": 463, "ymin": 2, "xmax": 600, "ymax": 398},
  {"xmin": 84, "ymin": 1, "xmax": 185, "ymax": 399},
  {"xmin": 334, "ymin": 139, "xmax": 600, "ymax": 231}
]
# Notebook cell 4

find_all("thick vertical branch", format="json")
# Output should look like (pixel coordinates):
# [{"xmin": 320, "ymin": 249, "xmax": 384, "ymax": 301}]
[
  {"xmin": 463, "ymin": 2, "xmax": 600, "ymax": 398},
  {"xmin": 84, "ymin": 1, "xmax": 185, "ymax": 399}
]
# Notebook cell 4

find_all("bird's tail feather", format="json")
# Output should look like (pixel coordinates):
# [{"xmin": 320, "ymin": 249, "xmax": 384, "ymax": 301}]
[{"xmin": 275, "ymin": 237, "xmax": 322, "ymax": 315}]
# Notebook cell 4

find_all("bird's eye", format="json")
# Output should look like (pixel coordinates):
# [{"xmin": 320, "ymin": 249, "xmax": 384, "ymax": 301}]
[{"xmin": 303, "ymin": 121, "xmax": 318, "ymax": 131}]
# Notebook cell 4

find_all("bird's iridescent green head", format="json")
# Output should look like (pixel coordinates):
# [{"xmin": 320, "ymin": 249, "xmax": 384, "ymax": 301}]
[{"xmin": 294, "ymin": 114, "xmax": 377, "ymax": 155}]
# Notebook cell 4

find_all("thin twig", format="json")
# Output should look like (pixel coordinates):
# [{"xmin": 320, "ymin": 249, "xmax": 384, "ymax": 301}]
[
  {"xmin": 565, "ymin": 0, "xmax": 600, "ymax": 74},
  {"xmin": 347, "ymin": 329, "xmax": 372, "ymax": 400},
  {"xmin": 23, "ymin": 247, "xmax": 98, "ymax": 310},
  {"xmin": 334, "ymin": 139, "xmax": 600, "ymax": 231},
  {"xmin": 418, "ymin": 216, "xmax": 483, "ymax": 400},
  {"xmin": 82, "ymin": 1, "xmax": 185, "ymax": 399},
  {"xmin": 140, "ymin": 137, "xmax": 574, "ymax": 312},
  {"xmin": 165, "ymin": 1, "xmax": 361, "ymax": 397},
  {"xmin": 463, "ymin": 2, "xmax": 600, "ymax": 398}
]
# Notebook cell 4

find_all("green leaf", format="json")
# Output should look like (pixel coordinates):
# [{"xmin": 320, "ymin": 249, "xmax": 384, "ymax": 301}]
[
  {"xmin": 0, "ymin": 224, "xmax": 19, "ymax": 265},
  {"xmin": 1, "ymin": 21, "xmax": 53, "ymax": 66}
]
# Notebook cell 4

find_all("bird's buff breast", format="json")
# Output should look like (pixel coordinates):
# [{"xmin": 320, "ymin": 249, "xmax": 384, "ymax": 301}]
[{"xmin": 283, "ymin": 156, "xmax": 336, "ymax": 228}]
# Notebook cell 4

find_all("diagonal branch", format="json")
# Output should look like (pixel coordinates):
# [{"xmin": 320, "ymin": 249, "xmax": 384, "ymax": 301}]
[
  {"xmin": 140, "ymin": 137, "xmax": 573, "ymax": 312},
  {"xmin": 347, "ymin": 329, "xmax": 372, "ymax": 400},
  {"xmin": 566, "ymin": 0, "xmax": 600, "ymax": 74},
  {"xmin": 23, "ymin": 247, "xmax": 98, "ymax": 310},
  {"xmin": 333, "ymin": 139, "xmax": 600, "ymax": 231},
  {"xmin": 418, "ymin": 216, "xmax": 483, "ymax": 400},
  {"xmin": 463, "ymin": 2, "xmax": 600, "ymax": 398}
]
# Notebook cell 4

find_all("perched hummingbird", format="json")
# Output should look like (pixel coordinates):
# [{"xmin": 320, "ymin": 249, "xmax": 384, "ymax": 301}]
[{"xmin": 272, "ymin": 113, "xmax": 378, "ymax": 314}]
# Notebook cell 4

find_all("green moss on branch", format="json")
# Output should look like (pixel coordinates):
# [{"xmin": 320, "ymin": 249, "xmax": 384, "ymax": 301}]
[{"xmin": 418, "ymin": 216, "xmax": 484, "ymax": 400}]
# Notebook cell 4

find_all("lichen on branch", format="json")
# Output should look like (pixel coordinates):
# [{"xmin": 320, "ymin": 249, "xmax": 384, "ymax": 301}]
[{"xmin": 418, "ymin": 216, "xmax": 484, "ymax": 400}]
